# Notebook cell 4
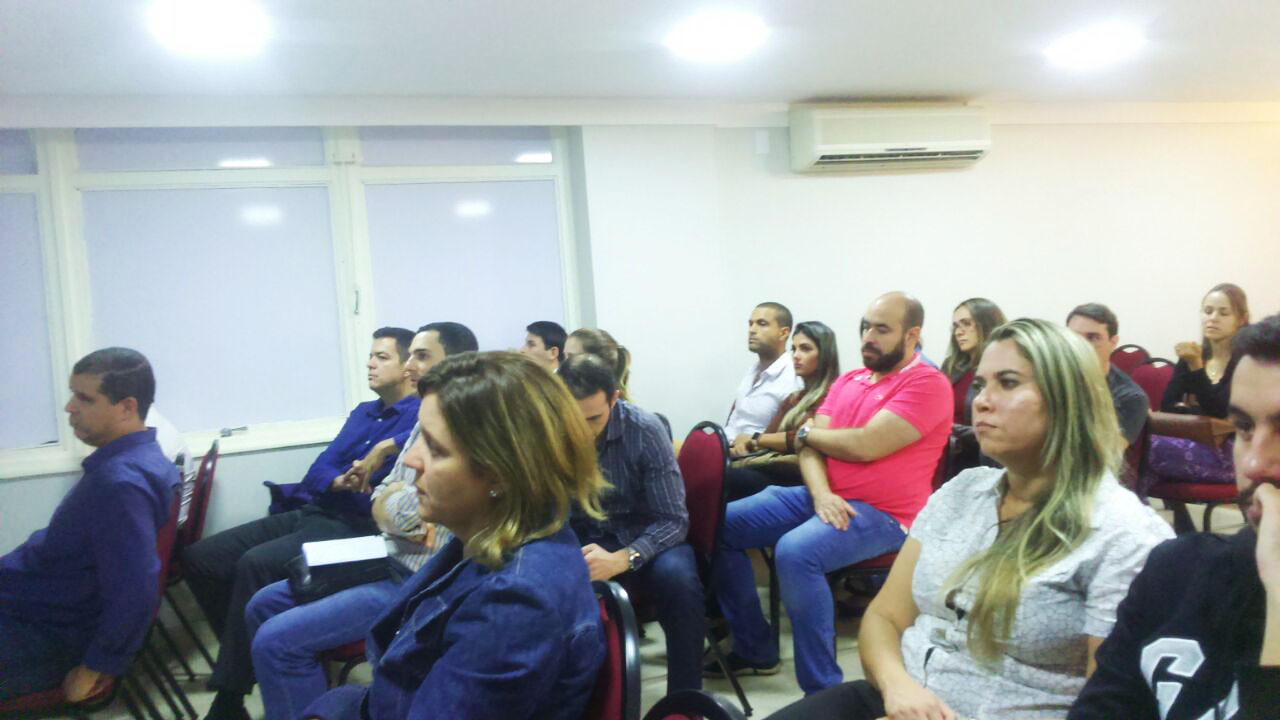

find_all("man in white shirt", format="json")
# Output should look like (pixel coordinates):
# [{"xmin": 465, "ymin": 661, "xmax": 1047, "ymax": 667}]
[{"xmin": 726, "ymin": 302, "xmax": 800, "ymax": 456}]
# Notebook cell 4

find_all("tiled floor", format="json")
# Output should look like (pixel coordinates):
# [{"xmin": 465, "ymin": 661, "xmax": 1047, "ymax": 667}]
[{"xmin": 89, "ymin": 501, "xmax": 1243, "ymax": 719}]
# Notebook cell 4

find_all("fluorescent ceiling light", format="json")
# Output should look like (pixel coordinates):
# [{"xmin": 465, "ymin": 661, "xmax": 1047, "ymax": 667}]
[
  {"xmin": 1045, "ymin": 21, "xmax": 1145, "ymax": 71},
  {"xmin": 219, "ymin": 157, "xmax": 272, "ymax": 168},
  {"xmin": 240, "ymin": 204, "xmax": 283, "ymax": 226},
  {"xmin": 147, "ymin": 0, "xmax": 271, "ymax": 58},
  {"xmin": 514, "ymin": 152, "xmax": 553, "ymax": 164},
  {"xmin": 455, "ymin": 200, "xmax": 492, "ymax": 218},
  {"xmin": 664, "ymin": 9, "xmax": 770, "ymax": 63}
]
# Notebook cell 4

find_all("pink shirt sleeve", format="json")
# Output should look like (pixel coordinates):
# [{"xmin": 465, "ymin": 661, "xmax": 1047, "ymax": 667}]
[{"xmin": 882, "ymin": 370, "xmax": 954, "ymax": 436}]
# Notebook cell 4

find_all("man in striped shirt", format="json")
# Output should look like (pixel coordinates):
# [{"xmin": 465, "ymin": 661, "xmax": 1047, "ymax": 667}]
[{"xmin": 559, "ymin": 353, "xmax": 704, "ymax": 694}]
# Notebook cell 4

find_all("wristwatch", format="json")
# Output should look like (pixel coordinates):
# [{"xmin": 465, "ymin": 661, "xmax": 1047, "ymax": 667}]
[
  {"xmin": 749, "ymin": 432, "xmax": 761, "ymax": 452},
  {"xmin": 795, "ymin": 425, "xmax": 810, "ymax": 448},
  {"xmin": 626, "ymin": 548, "xmax": 643, "ymax": 571}
]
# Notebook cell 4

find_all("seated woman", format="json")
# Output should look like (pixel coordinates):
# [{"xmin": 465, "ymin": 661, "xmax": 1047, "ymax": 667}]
[
  {"xmin": 564, "ymin": 327, "xmax": 632, "ymax": 400},
  {"xmin": 941, "ymin": 298, "xmax": 1006, "ymax": 425},
  {"xmin": 303, "ymin": 352, "xmax": 609, "ymax": 720},
  {"xmin": 725, "ymin": 321, "xmax": 840, "ymax": 501},
  {"xmin": 1144, "ymin": 283, "xmax": 1249, "ymax": 487},
  {"xmin": 766, "ymin": 319, "xmax": 1174, "ymax": 720}
]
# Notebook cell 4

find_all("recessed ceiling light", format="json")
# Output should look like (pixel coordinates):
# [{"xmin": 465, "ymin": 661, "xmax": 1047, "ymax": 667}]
[
  {"xmin": 240, "ymin": 204, "xmax": 283, "ymax": 226},
  {"xmin": 147, "ymin": 0, "xmax": 271, "ymax": 58},
  {"xmin": 219, "ymin": 157, "xmax": 272, "ymax": 168},
  {"xmin": 514, "ymin": 152, "xmax": 553, "ymax": 164},
  {"xmin": 664, "ymin": 9, "xmax": 770, "ymax": 63},
  {"xmin": 455, "ymin": 200, "xmax": 493, "ymax": 218},
  {"xmin": 1045, "ymin": 21, "xmax": 1145, "ymax": 71}
]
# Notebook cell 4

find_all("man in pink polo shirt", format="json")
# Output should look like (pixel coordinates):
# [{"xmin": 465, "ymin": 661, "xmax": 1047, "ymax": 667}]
[{"xmin": 706, "ymin": 292, "xmax": 953, "ymax": 695}]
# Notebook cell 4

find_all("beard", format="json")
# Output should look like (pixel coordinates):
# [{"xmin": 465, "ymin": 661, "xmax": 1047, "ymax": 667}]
[{"xmin": 863, "ymin": 338, "xmax": 907, "ymax": 373}]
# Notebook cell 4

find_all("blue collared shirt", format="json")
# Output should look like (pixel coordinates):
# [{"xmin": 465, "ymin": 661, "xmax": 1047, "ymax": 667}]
[
  {"xmin": 305, "ymin": 394, "xmax": 420, "ymax": 517},
  {"xmin": 0, "ymin": 429, "xmax": 178, "ymax": 675},
  {"xmin": 303, "ymin": 525, "xmax": 604, "ymax": 720},
  {"xmin": 571, "ymin": 400, "xmax": 688, "ymax": 566}
]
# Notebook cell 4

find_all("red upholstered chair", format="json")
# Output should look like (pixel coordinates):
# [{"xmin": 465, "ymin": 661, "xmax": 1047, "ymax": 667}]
[
  {"xmin": 162, "ymin": 440, "xmax": 220, "ymax": 671},
  {"xmin": 0, "ymin": 494, "xmax": 186, "ymax": 720},
  {"xmin": 1110, "ymin": 344, "xmax": 1151, "ymax": 376},
  {"xmin": 319, "ymin": 640, "xmax": 368, "ymax": 688},
  {"xmin": 585, "ymin": 580, "xmax": 642, "ymax": 720},
  {"xmin": 642, "ymin": 689, "xmax": 748, "ymax": 720},
  {"xmin": 1143, "ymin": 411, "xmax": 1241, "ymax": 533},
  {"xmin": 673, "ymin": 421, "xmax": 752, "ymax": 716},
  {"xmin": 1129, "ymin": 358, "xmax": 1175, "ymax": 410}
]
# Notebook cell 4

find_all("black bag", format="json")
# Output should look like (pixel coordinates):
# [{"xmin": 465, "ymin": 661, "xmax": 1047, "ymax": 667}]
[{"xmin": 286, "ymin": 536, "xmax": 393, "ymax": 604}]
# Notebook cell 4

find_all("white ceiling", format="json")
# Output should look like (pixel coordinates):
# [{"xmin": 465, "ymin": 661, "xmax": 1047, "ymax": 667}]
[{"xmin": 3, "ymin": 0, "xmax": 1280, "ymax": 103}]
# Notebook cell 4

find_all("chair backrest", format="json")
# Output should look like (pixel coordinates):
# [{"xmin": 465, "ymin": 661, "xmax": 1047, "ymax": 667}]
[
  {"xmin": 181, "ymin": 439, "xmax": 220, "ymax": 549},
  {"xmin": 584, "ymin": 581, "xmax": 641, "ymax": 720},
  {"xmin": 1120, "ymin": 416, "xmax": 1151, "ymax": 494},
  {"xmin": 155, "ymin": 492, "xmax": 182, "ymax": 604},
  {"xmin": 675, "ymin": 421, "xmax": 731, "ymax": 560},
  {"xmin": 1130, "ymin": 358, "xmax": 1175, "ymax": 411},
  {"xmin": 1110, "ymin": 344, "xmax": 1151, "ymax": 376}
]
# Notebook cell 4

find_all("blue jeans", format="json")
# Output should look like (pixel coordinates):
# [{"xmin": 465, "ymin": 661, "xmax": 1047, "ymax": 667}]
[
  {"xmin": 0, "ymin": 614, "xmax": 85, "ymax": 700},
  {"xmin": 247, "ymin": 578, "xmax": 403, "ymax": 720},
  {"xmin": 711, "ymin": 485, "xmax": 907, "ymax": 694}
]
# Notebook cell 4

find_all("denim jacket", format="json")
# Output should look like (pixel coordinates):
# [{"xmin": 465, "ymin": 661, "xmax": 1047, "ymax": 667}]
[{"xmin": 304, "ymin": 524, "xmax": 604, "ymax": 720}]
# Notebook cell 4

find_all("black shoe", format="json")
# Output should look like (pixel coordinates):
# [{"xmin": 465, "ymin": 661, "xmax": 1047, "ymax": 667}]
[
  {"xmin": 204, "ymin": 691, "xmax": 250, "ymax": 720},
  {"xmin": 702, "ymin": 651, "xmax": 782, "ymax": 678}
]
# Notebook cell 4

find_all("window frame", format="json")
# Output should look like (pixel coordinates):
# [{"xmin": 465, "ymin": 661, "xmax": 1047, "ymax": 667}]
[{"xmin": 0, "ymin": 127, "xmax": 581, "ymax": 477}]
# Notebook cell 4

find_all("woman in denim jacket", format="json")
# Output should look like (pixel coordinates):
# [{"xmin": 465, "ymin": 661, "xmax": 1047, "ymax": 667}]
[{"xmin": 304, "ymin": 351, "xmax": 610, "ymax": 720}]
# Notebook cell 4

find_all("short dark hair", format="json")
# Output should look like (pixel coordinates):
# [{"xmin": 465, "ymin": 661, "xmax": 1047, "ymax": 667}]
[
  {"xmin": 756, "ymin": 302, "xmax": 793, "ymax": 330},
  {"xmin": 902, "ymin": 296, "xmax": 924, "ymax": 332},
  {"xmin": 72, "ymin": 347, "xmax": 156, "ymax": 421},
  {"xmin": 557, "ymin": 353, "xmax": 618, "ymax": 401},
  {"xmin": 373, "ymin": 327, "xmax": 415, "ymax": 362},
  {"xmin": 1066, "ymin": 303, "xmax": 1118, "ymax": 338},
  {"xmin": 419, "ymin": 322, "xmax": 479, "ymax": 355},
  {"xmin": 1233, "ymin": 313, "xmax": 1280, "ymax": 365},
  {"xmin": 526, "ymin": 321, "xmax": 567, "ymax": 355}
]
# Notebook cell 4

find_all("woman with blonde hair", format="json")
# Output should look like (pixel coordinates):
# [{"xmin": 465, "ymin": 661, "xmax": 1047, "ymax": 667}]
[
  {"xmin": 767, "ymin": 319, "xmax": 1173, "ymax": 720},
  {"xmin": 303, "ymin": 352, "xmax": 609, "ymax": 720},
  {"xmin": 565, "ymin": 327, "xmax": 632, "ymax": 400},
  {"xmin": 940, "ymin": 298, "xmax": 1006, "ymax": 424}
]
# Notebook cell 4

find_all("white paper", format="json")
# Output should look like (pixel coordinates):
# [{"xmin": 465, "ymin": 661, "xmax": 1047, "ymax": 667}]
[{"xmin": 302, "ymin": 535, "xmax": 389, "ymax": 567}]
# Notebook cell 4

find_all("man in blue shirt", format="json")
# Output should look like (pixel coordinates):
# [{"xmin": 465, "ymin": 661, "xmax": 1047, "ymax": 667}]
[
  {"xmin": 558, "ymin": 353, "xmax": 705, "ymax": 694},
  {"xmin": 0, "ymin": 348, "xmax": 178, "ymax": 702},
  {"xmin": 184, "ymin": 328, "xmax": 420, "ymax": 720}
]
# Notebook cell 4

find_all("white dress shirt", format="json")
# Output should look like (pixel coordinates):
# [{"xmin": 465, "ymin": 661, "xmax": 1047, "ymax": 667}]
[{"xmin": 724, "ymin": 353, "xmax": 800, "ymax": 439}]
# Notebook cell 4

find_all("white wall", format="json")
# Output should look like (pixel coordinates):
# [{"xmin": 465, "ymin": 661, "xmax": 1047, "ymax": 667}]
[{"xmin": 582, "ymin": 120, "xmax": 1280, "ymax": 439}]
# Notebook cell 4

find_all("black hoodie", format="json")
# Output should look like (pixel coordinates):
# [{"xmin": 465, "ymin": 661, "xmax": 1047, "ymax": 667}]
[{"xmin": 1070, "ymin": 528, "xmax": 1280, "ymax": 720}]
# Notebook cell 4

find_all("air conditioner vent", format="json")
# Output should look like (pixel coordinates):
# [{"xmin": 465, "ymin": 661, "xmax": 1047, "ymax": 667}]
[{"xmin": 791, "ymin": 104, "xmax": 990, "ymax": 173}]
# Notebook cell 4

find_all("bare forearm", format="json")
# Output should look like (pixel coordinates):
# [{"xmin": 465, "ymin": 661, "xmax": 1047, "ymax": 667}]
[
  {"xmin": 756, "ymin": 431, "xmax": 790, "ymax": 453},
  {"xmin": 1263, "ymin": 593, "xmax": 1280, "ymax": 665},
  {"xmin": 799, "ymin": 447, "xmax": 834, "ymax": 498},
  {"xmin": 806, "ymin": 427, "xmax": 871, "ymax": 463},
  {"xmin": 858, "ymin": 608, "xmax": 915, "ymax": 693}
]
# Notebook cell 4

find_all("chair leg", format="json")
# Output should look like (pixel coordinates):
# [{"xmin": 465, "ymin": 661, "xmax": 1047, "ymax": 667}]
[
  {"xmin": 138, "ymin": 649, "xmax": 185, "ymax": 720},
  {"xmin": 1167, "ymin": 501, "xmax": 1197, "ymax": 534},
  {"xmin": 126, "ymin": 672, "xmax": 165, "ymax": 720},
  {"xmin": 120, "ymin": 682, "xmax": 146, "ymax": 720},
  {"xmin": 707, "ymin": 633, "xmax": 753, "ymax": 717},
  {"xmin": 166, "ymin": 587, "xmax": 216, "ymax": 670},
  {"xmin": 154, "ymin": 619, "xmax": 197, "ymax": 682},
  {"xmin": 759, "ymin": 548, "xmax": 780, "ymax": 649},
  {"xmin": 147, "ymin": 641, "xmax": 198, "ymax": 718}
]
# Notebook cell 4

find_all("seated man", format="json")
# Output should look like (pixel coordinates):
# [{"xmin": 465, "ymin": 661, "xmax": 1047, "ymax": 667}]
[
  {"xmin": 519, "ymin": 320, "xmax": 566, "ymax": 372},
  {"xmin": 726, "ymin": 302, "xmax": 801, "ymax": 456},
  {"xmin": 184, "ymin": 327, "xmax": 420, "ymax": 720},
  {"xmin": 1069, "ymin": 313, "xmax": 1280, "ymax": 720},
  {"xmin": 707, "ymin": 292, "xmax": 953, "ymax": 694},
  {"xmin": 1066, "ymin": 302, "xmax": 1149, "ymax": 446},
  {"xmin": 558, "ymin": 354, "xmax": 705, "ymax": 694},
  {"xmin": 0, "ymin": 348, "xmax": 178, "ymax": 701},
  {"xmin": 245, "ymin": 322, "xmax": 478, "ymax": 720}
]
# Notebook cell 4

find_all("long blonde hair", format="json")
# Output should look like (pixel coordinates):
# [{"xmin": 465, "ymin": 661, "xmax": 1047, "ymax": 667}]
[
  {"xmin": 418, "ymin": 351, "xmax": 607, "ymax": 569},
  {"xmin": 940, "ymin": 319, "xmax": 1123, "ymax": 664},
  {"xmin": 778, "ymin": 321, "xmax": 840, "ymax": 432}
]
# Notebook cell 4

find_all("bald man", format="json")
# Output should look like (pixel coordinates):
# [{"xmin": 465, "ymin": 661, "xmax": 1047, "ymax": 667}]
[{"xmin": 706, "ymin": 292, "xmax": 954, "ymax": 694}]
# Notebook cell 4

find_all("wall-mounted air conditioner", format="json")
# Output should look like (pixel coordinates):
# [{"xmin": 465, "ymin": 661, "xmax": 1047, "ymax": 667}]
[{"xmin": 789, "ymin": 104, "xmax": 990, "ymax": 172}]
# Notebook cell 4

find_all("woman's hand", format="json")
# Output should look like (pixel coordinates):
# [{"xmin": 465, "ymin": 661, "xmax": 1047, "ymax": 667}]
[
  {"xmin": 1174, "ymin": 341, "xmax": 1203, "ymax": 370},
  {"xmin": 882, "ymin": 679, "xmax": 957, "ymax": 720},
  {"xmin": 730, "ymin": 433, "xmax": 752, "ymax": 458}
]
